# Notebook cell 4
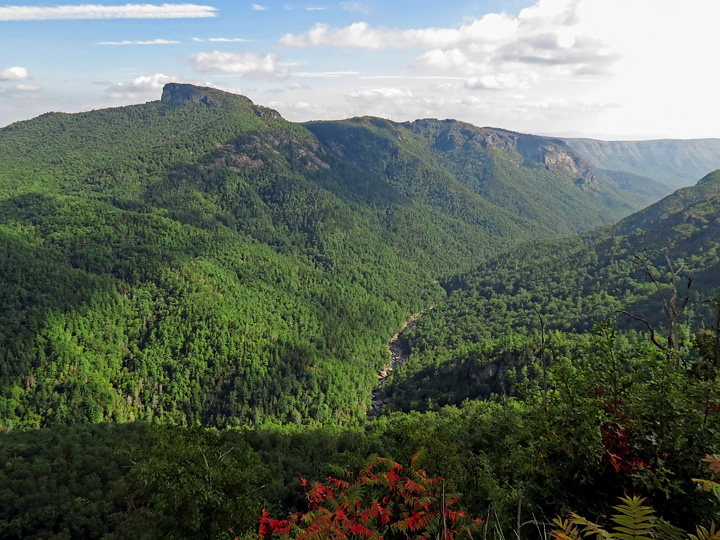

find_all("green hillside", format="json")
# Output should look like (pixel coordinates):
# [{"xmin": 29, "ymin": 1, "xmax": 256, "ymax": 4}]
[
  {"xmin": 0, "ymin": 83, "xmax": 648, "ymax": 429},
  {"xmin": 0, "ymin": 85, "xmax": 719, "ymax": 539},
  {"xmin": 380, "ymin": 170, "xmax": 720, "ymax": 412}
]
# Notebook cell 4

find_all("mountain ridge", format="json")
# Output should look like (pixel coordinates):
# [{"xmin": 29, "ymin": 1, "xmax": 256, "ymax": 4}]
[
  {"xmin": 563, "ymin": 136, "xmax": 720, "ymax": 189},
  {"xmin": 0, "ymin": 82, "xmax": 715, "ymax": 429}
]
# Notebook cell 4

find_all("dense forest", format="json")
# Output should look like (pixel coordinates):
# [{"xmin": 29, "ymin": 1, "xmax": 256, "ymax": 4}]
[
  {"xmin": 0, "ymin": 83, "xmax": 654, "ymax": 429},
  {"xmin": 1, "ymin": 84, "xmax": 719, "ymax": 538}
]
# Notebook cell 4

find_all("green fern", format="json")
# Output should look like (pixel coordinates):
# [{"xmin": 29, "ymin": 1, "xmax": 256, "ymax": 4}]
[
  {"xmin": 688, "ymin": 523, "xmax": 720, "ymax": 540},
  {"xmin": 552, "ymin": 496, "xmax": 656, "ymax": 540},
  {"xmin": 610, "ymin": 496, "xmax": 656, "ymax": 540}
]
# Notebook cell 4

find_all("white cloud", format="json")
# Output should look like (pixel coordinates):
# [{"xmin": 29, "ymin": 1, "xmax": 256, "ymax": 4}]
[
  {"xmin": 341, "ymin": 2, "xmax": 369, "ymax": 14},
  {"xmin": 278, "ymin": 15, "xmax": 520, "ymax": 50},
  {"xmin": 306, "ymin": 7, "xmax": 327, "ymax": 11},
  {"xmin": 97, "ymin": 38, "xmax": 180, "ymax": 45},
  {"xmin": 251, "ymin": 4, "xmax": 268, "ymax": 10},
  {"xmin": 208, "ymin": 37, "xmax": 250, "ymax": 42},
  {"xmin": 293, "ymin": 71, "xmax": 359, "ymax": 78},
  {"xmin": 0, "ymin": 66, "xmax": 29, "ymax": 81},
  {"xmin": 348, "ymin": 87, "xmax": 413, "ymax": 99},
  {"xmin": 14, "ymin": 84, "xmax": 43, "ymax": 91},
  {"xmin": 278, "ymin": 2, "xmax": 617, "ymax": 80},
  {"xmin": 0, "ymin": 4, "xmax": 217, "ymax": 21},
  {"xmin": 107, "ymin": 73, "xmax": 176, "ymax": 98},
  {"xmin": 189, "ymin": 51, "xmax": 288, "ymax": 77},
  {"xmin": 192, "ymin": 37, "xmax": 204, "ymax": 42},
  {"xmin": 465, "ymin": 72, "xmax": 538, "ymax": 90},
  {"xmin": 361, "ymin": 75, "xmax": 465, "ymax": 80}
]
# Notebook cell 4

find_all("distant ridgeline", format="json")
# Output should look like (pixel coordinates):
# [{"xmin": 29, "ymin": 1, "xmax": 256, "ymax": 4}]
[
  {"xmin": 562, "ymin": 136, "xmax": 720, "ymax": 192},
  {"xmin": 0, "ymin": 82, "xmax": 714, "ymax": 429}
]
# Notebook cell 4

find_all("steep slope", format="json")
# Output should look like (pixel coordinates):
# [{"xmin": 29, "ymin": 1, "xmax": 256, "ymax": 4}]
[
  {"xmin": 0, "ymin": 83, "xmax": 666, "ymax": 428},
  {"xmin": 306, "ymin": 118, "xmax": 657, "ymax": 241},
  {"xmin": 563, "ymin": 137, "xmax": 720, "ymax": 190},
  {"xmin": 380, "ymin": 170, "xmax": 720, "ymax": 411}
]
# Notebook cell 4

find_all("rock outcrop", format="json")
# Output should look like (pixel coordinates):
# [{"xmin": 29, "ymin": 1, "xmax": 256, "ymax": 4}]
[{"xmin": 161, "ymin": 83, "xmax": 219, "ymax": 107}]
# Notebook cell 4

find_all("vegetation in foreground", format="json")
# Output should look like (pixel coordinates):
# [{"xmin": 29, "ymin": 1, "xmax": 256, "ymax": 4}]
[{"xmin": 1, "ymin": 86, "xmax": 720, "ymax": 539}]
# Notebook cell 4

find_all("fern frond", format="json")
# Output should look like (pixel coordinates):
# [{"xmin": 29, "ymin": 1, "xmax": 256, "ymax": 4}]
[
  {"xmin": 688, "ymin": 522, "xmax": 720, "ymax": 540},
  {"xmin": 610, "ymin": 496, "xmax": 656, "ymax": 540},
  {"xmin": 551, "ymin": 517, "xmax": 583, "ymax": 540},
  {"xmin": 570, "ymin": 513, "xmax": 615, "ymax": 540},
  {"xmin": 654, "ymin": 518, "xmax": 685, "ymax": 540}
]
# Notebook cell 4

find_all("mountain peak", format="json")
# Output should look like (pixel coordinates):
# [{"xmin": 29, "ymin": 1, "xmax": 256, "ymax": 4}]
[{"xmin": 161, "ymin": 83, "xmax": 220, "ymax": 107}]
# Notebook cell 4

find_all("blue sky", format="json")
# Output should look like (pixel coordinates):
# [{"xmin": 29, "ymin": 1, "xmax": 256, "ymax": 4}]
[{"xmin": 1, "ymin": 0, "xmax": 718, "ymax": 139}]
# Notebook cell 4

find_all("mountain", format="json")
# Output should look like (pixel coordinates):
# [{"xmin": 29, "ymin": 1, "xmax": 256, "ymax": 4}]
[
  {"xmin": 380, "ymin": 169, "xmax": 720, "ymax": 412},
  {"xmin": 563, "ymin": 137, "xmax": 720, "ymax": 190},
  {"xmin": 0, "ymin": 83, "xmax": 679, "ymax": 429},
  {"xmin": 1, "ymin": 84, "xmax": 719, "ymax": 539}
]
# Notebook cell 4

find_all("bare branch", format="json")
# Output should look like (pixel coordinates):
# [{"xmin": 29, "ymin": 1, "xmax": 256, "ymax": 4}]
[{"xmin": 617, "ymin": 310, "xmax": 666, "ymax": 352}]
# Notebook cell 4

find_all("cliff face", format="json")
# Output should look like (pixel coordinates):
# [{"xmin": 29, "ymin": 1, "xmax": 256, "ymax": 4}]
[
  {"xmin": 521, "ymin": 142, "xmax": 598, "ymax": 190},
  {"xmin": 481, "ymin": 131, "xmax": 597, "ymax": 190},
  {"xmin": 160, "ymin": 83, "xmax": 283, "ymax": 120},
  {"xmin": 161, "ymin": 83, "xmax": 219, "ymax": 107},
  {"xmin": 407, "ymin": 120, "xmax": 598, "ymax": 190}
]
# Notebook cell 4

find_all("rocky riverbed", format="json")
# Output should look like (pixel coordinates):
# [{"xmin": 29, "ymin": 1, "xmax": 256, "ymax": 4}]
[{"xmin": 369, "ymin": 311, "xmax": 426, "ymax": 416}]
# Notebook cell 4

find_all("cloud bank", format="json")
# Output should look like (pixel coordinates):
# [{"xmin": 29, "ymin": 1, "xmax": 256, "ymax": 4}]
[
  {"xmin": 189, "ymin": 51, "xmax": 288, "ymax": 77},
  {"xmin": 107, "ymin": 73, "xmax": 176, "ymax": 99}
]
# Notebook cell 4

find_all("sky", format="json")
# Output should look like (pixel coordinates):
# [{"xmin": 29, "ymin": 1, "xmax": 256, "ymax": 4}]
[{"xmin": 0, "ymin": 0, "xmax": 718, "ymax": 140}]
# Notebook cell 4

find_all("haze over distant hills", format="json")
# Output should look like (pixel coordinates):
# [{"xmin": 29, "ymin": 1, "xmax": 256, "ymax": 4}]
[{"xmin": 562, "ymin": 137, "xmax": 720, "ymax": 190}]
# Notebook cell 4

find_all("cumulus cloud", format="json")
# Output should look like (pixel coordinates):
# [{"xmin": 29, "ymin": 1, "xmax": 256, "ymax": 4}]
[
  {"xmin": 0, "ymin": 66, "xmax": 29, "ymax": 81},
  {"xmin": 106, "ymin": 73, "xmax": 176, "ymax": 99},
  {"xmin": 278, "ymin": 0, "xmax": 618, "ymax": 83},
  {"xmin": 189, "ymin": 51, "xmax": 288, "ymax": 77},
  {"xmin": 251, "ymin": 4, "xmax": 268, "ymax": 10},
  {"xmin": 278, "ymin": 15, "xmax": 518, "ymax": 50},
  {"xmin": 465, "ymin": 72, "xmax": 538, "ymax": 90},
  {"xmin": 0, "ymin": 3, "xmax": 217, "ymax": 20},
  {"xmin": 97, "ymin": 38, "xmax": 180, "ymax": 45}
]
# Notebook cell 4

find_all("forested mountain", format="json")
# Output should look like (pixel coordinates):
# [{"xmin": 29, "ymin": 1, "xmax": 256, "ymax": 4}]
[
  {"xmin": 1, "ymin": 84, "xmax": 720, "ymax": 539},
  {"xmin": 381, "ymin": 169, "xmax": 720, "ymax": 412},
  {"xmin": 0, "ymin": 83, "xmax": 653, "ymax": 429},
  {"xmin": 563, "ymin": 137, "xmax": 720, "ymax": 190}
]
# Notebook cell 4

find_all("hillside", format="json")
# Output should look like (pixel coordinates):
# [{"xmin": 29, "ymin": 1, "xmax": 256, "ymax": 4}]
[
  {"xmin": 380, "ymin": 170, "xmax": 720, "ymax": 412},
  {"xmin": 563, "ymin": 137, "xmax": 720, "ymax": 190},
  {"xmin": 0, "ymin": 83, "xmax": 652, "ymax": 429},
  {"xmin": 1, "ymin": 85, "xmax": 719, "ymax": 539}
]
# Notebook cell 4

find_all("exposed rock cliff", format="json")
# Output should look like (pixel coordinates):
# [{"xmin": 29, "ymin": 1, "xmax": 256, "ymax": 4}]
[{"xmin": 161, "ymin": 83, "xmax": 220, "ymax": 107}]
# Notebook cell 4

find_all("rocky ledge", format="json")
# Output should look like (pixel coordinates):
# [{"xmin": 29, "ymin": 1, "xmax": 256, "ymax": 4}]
[{"xmin": 161, "ymin": 83, "xmax": 219, "ymax": 107}]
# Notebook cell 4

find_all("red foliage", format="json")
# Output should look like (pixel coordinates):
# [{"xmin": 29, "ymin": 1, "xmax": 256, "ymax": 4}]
[{"xmin": 254, "ymin": 454, "xmax": 483, "ymax": 540}]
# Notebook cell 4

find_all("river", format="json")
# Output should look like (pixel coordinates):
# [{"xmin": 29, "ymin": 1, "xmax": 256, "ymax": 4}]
[{"xmin": 368, "ymin": 310, "xmax": 427, "ymax": 417}]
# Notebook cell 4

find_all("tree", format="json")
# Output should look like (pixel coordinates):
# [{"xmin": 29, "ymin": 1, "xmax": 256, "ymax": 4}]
[{"xmin": 247, "ymin": 454, "xmax": 484, "ymax": 540}]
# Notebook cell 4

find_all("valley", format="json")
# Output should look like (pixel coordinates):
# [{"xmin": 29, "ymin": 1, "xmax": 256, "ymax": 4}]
[{"xmin": 0, "ymin": 84, "xmax": 719, "ymax": 538}]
